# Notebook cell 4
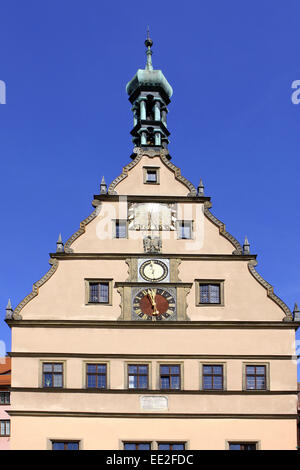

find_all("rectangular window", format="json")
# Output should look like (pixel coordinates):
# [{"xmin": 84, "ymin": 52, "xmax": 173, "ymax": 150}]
[
  {"xmin": 246, "ymin": 365, "xmax": 266, "ymax": 390},
  {"xmin": 199, "ymin": 284, "xmax": 220, "ymax": 304},
  {"xmin": 0, "ymin": 392, "xmax": 10, "ymax": 405},
  {"xmin": 177, "ymin": 221, "xmax": 192, "ymax": 239},
  {"xmin": 160, "ymin": 364, "xmax": 181, "ymax": 390},
  {"xmin": 115, "ymin": 220, "xmax": 127, "ymax": 239},
  {"xmin": 52, "ymin": 441, "xmax": 79, "ymax": 450},
  {"xmin": 42, "ymin": 363, "xmax": 63, "ymax": 388},
  {"xmin": 128, "ymin": 364, "xmax": 149, "ymax": 390},
  {"xmin": 0, "ymin": 420, "xmax": 10, "ymax": 436},
  {"xmin": 89, "ymin": 282, "xmax": 109, "ymax": 303},
  {"xmin": 146, "ymin": 170, "xmax": 157, "ymax": 182},
  {"xmin": 158, "ymin": 443, "xmax": 186, "ymax": 450},
  {"xmin": 202, "ymin": 365, "xmax": 223, "ymax": 390},
  {"xmin": 229, "ymin": 442, "xmax": 257, "ymax": 450},
  {"xmin": 123, "ymin": 442, "xmax": 151, "ymax": 450},
  {"xmin": 86, "ymin": 363, "xmax": 107, "ymax": 389}
]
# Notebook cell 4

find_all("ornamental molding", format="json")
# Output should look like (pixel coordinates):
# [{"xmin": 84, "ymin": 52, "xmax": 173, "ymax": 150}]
[
  {"xmin": 247, "ymin": 260, "xmax": 293, "ymax": 321},
  {"xmin": 203, "ymin": 201, "xmax": 243, "ymax": 255},
  {"xmin": 12, "ymin": 258, "xmax": 59, "ymax": 320},
  {"xmin": 108, "ymin": 147, "xmax": 197, "ymax": 196},
  {"xmin": 64, "ymin": 205, "xmax": 102, "ymax": 253}
]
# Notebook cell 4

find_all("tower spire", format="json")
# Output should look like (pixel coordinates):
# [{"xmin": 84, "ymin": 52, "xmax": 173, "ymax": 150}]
[
  {"xmin": 145, "ymin": 26, "xmax": 153, "ymax": 71},
  {"xmin": 126, "ymin": 34, "xmax": 173, "ymax": 152}
]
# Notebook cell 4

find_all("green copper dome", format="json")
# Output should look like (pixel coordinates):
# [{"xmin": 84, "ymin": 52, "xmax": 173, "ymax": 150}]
[
  {"xmin": 126, "ymin": 68, "xmax": 173, "ymax": 98},
  {"xmin": 126, "ymin": 34, "xmax": 173, "ymax": 99}
]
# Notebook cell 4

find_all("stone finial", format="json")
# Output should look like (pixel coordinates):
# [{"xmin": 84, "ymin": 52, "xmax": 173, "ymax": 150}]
[
  {"xmin": 293, "ymin": 303, "xmax": 300, "ymax": 321},
  {"xmin": 197, "ymin": 179, "xmax": 204, "ymax": 196},
  {"xmin": 56, "ymin": 233, "xmax": 64, "ymax": 253},
  {"xmin": 5, "ymin": 298, "xmax": 14, "ymax": 320},
  {"xmin": 243, "ymin": 236, "xmax": 250, "ymax": 255},
  {"xmin": 100, "ymin": 176, "xmax": 107, "ymax": 195}
]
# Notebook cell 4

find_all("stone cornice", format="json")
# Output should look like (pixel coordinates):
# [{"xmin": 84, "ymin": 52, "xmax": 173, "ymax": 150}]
[
  {"xmin": 7, "ymin": 410, "xmax": 298, "ymax": 419},
  {"xmin": 6, "ymin": 320, "xmax": 300, "ymax": 329},
  {"xmin": 8, "ymin": 352, "xmax": 296, "ymax": 360},
  {"xmin": 9, "ymin": 387, "xmax": 298, "ymax": 395},
  {"xmin": 49, "ymin": 253, "xmax": 257, "ymax": 261},
  {"xmin": 92, "ymin": 194, "xmax": 210, "ymax": 205}
]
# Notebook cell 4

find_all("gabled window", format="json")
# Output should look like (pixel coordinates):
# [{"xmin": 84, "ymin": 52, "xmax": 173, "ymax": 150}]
[
  {"xmin": 195, "ymin": 280, "xmax": 224, "ymax": 306},
  {"xmin": 114, "ymin": 220, "xmax": 127, "ymax": 239},
  {"xmin": 177, "ymin": 221, "xmax": 192, "ymax": 239}
]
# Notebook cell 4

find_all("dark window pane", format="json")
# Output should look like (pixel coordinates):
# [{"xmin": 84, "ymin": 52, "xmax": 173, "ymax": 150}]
[
  {"xmin": 161, "ymin": 377, "xmax": 170, "ymax": 389},
  {"xmin": 128, "ymin": 365, "xmax": 137, "ymax": 374},
  {"xmin": 229, "ymin": 444, "xmax": 241, "ymax": 450},
  {"xmin": 256, "ymin": 366, "xmax": 266, "ymax": 375},
  {"xmin": 53, "ymin": 374, "xmax": 63, "ymax": 387},
  {"xmin": 67, "ymin": 442, "xmax": 79, "ymax": 450},
  {"xmin": 138, "ymin": 443, "xmax": 151, "ymax": 450},
  {"xmin": 44, "ymin": 373, "xmax": 53, "ymax": 387},
  {"xmin": 138, "ymin": 365, "xmax": 148, "ymax": 374},
  {"xmin": 124, "ymin": 443, "xmax": 136, "ymax": 450},
  {"xmin": 87, "ymin": 375, "xmax": 97, "ymax": 388},
  {"xmin": 158, "ymin": 444, "xmax": 170, "ymax": 450},
  {"xmin": 170, "ymin": 366, "xmax": 180, "ymax": 374},
  {"xmin": 213, "ymin": 376, "xmax": 223, "ymax": 389},
  {"xmin": 246, "ymin": 366, "xmax": 255, "ymax": 375},
  {"xmin": 87, "ymin": 364, "xmax": 96, "ymax": 373},
  {"xmin": 99, "ymin": 283, "xmax": 109, "ymax": 302},
  {"xmin": 160, "ymin": 366, "xmax": 170, "ymax": 375},
  {"xmin": 116, "ymin": 221, "xmax": 127, "ymax": 238},
  {"xmin": 212, "ymin": 366, "xmax": 222, "ymax": 375},
  {"xmin": 203, "ymin": 365, "xmax": 212, "ymax": 374},
  {"xmin": 203, "ymin": 376, "xmax": 213, "ymax": 389},
  {"xmin": 97, "ymin": 364, "xmax": 106, "ymax": 373},
  {"xmin": 139, "ymin": 375, "xmax": 148, "ymax": 389},
  {"xmin": 256, "ymin": 377, "xmax": 266, "ymax": 389},
  {"xmin": 53, "ymin": 442, "xmax": 65, "ymax": 450},
  {"xmin": 172, "ymin": 444, "xmax": 185, "ymax": 450},
  {"xmin": 171, "ymin": 376, "xmax": 180, "ymax": 389},
  {"xmin": 147, "ymin": 171, "xmax": 157, "ymax": 182}
]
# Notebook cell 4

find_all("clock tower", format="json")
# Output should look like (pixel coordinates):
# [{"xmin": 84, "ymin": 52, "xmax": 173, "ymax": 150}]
[{"xmin": 6, "ymin": 33, "xmax": 299, "ymax": 451}]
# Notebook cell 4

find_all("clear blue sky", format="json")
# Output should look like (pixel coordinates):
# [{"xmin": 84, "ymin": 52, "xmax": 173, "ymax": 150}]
[{"xmin": 0, "ymin": 1, "xmax": 299, "ymax": 371}]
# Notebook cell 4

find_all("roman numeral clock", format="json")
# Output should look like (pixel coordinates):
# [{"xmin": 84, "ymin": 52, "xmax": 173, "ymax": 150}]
[{"xmin": 116, "ymin": 257, "xmax": 192, "ymax": 322}]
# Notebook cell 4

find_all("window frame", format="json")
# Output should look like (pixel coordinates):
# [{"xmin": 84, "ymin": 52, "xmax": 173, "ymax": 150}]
[
  {"xmin": 51, "ymin": 440, "xmax": 80, "ymax": 450},
  {"xmin": 177, "ymin": 220, "xmax": 193, "ymax": 240},
  {"xmin": 195, "ymin": 279, "xmax": 224, "ymax": 307},
  {"xmin": 112, "ymin": 219, "xmax": 128, "ymax": 239},
  {"xmin": 200, "ymin": 363, "xmax": 225, "ymax": 391},
  {"xmin": 0, "ymin": 391, "xmax": 10, "ymax": 405},
  {"xmin": 157, "ymin": 442, "xmax": 186, "ymax": 450},
  {"xmin": 126, "ymin": 363, "xmax": 150, "ymax": 391},
  {"xmin": 85, "ymin": 279, "xmax": 113, "ymax": 306},
  {"xmin": 123, "ymin": 441, "xmax": 152, "ymax": 450},
  {"xmin": 41, "ymin": 362, "xmax": 64, "ymax": 389},
  {"xmin": 0, "ymin": 420, "xmax": 10, "ymax": 437},
  {"xmin": 243, "ymin": 363, "xmax": 269, "ymax": 391},
  {"xmin": 226, "ymin": 440, "xmax": 259, "ymax": 450},
  {"xmin": 159, "ymin": 364, "xmax": 182, "ymax": 391},
  {"xmin": 85, "ymin": 362, "xmax": 108, "ymax": 389},
  {"xmin": 143, "ymin": 166, "xmax": 160, "ymax": 185}
]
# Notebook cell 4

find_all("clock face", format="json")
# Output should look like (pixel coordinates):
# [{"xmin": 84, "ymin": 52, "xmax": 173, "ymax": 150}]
[
  {"xmin": 132, "ymin": 287, "xmax": 176, "ymax": 321},
  {"xmin": 139, "ymin": 259, "xmax": 168, "ymax": 282}
]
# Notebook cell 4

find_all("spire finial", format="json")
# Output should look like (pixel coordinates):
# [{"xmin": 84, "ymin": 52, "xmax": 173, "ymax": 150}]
[
  {"xmin": 5, "ymin": 298, "xmax": 13, "ymax": 320},
  {"xmin": 145, "ymin": 27, "xmax": 153, "ymax": 71},
  {"xmin": 243, "ymin": 236, "xmax": 250, "ymax": 255},
  {"xmin": 56, "ymin": 233, "xmax": 64, "ymax": 253},
  {"xmin": 100, "ymin": 176, "xmax": 107, "ymax": 195},
  {"xmin": 293, "ymin": 302, "xmax": 300, "ymax": 321},
  {"xmin": 197, "ymin": 179, "xmax": 204, "ymax": 196}
]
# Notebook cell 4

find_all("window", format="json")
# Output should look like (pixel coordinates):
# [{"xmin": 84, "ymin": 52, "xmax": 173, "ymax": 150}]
[
  {"xmin": 143, "ymin": 167, "xmax": 160, "ymax": 185},
  {"xmin": 160, "ymin": 365, "xmax": 181, "ymax": 390},
  {"xmin": 245, "ymin": 365, "xmax": 266, "ymax": 390},
  {"xmin": 42, "ymin": 363, "xmax": 63, "ymax": 388},
  {"xmin": 123, "ymin": 442, "xmax": 151, "ymax": 450},
  {"xmin": 202, "ymin": 365, "xmax": 223, "ymax": 390},
  {"xmin": 200, "ymin": 284, "xmax": 220, "ymax": 304},
  {"xmin": 158, "ymin": 443, "xmax": 186, "ymax": 450},
  {"xmin": 128, "ymin": 364, "xmax": 149, "ymax": 389},
  {"xmin": 177, "ymin": 221, "xmax": 192, "ymax": 239},
  {"xmin": 228, "ymin": 442, "xmax": 257, "ymax": 450},
  {"xmin": 52, "ymin": 441, "xmax": 79, "ymax": 450},
  {"xmin": 86, "ymin": 363, "xmax": 107, "ymax": 389},
  {"xmin": 0, "ymin": 392, "xmax": 10, "ymax": 405},
  {"xmin": 0, "ymin": 420, "xmax": 10, "ymax": 436},
  {"xmin": 114, "ymin": 220, "xmax": 127, "ymax": 239},
  {"xmin": 89, "ymin": 282, "xmax": 109, "ymax": 303}
]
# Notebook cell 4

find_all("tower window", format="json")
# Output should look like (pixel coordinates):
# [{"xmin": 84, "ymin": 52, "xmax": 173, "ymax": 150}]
[
  {"xmin": 114, "ymin": 220, "xmax": 127, "ymax": 238},
  {"xmin": 143, "ymin": 167, "xmax": 160, "ymax": 184},
  {"xmin": 177, "ymin": 221, "xmax": 193, "ymax": 239}
]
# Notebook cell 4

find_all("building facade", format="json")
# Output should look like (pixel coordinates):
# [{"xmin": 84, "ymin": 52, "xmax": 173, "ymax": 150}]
[
  {"xmin": 5, "ymin": 37, "xmax": 299, "ymax": 450},
  {"xmin": 0, "ymin": 357, "xmax": 11, "ymax": 450}
]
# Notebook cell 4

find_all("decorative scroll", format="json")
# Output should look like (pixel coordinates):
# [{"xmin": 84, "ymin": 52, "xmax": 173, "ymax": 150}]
[
  {"xmin": 12, "ymin": 258, "xmax": 59, "ymax": 319},
  {"xmin": 248, "ymin": 260, "xmax": 293, "ymax": 321}
]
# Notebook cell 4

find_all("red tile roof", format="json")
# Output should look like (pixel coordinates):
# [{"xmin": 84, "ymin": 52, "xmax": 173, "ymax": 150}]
[{"xmin": 0, "ymin": 358, "xmax": 11, "ymax": 387}]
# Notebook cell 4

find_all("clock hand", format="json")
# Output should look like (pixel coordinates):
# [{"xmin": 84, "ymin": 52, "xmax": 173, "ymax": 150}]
[{"xmin": 147, "ymin": 289, "xmax": 159, "ymax": 315}]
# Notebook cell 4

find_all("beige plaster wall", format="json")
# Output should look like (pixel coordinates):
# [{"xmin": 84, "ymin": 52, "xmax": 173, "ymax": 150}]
[
  {"xmin": 12, "ymin": 328, "xmax": 296, "ymax": 357},
  {"xmin": 112, "ymin": 155, "xmax": 190, "ymax": 196},
  {"xmin": 10, "ymin": 416, "xmax": 297, "ymax": 450},
  {"xmin": 18, "ymin": 256, "xmax": 285, "ymax": 321}
]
